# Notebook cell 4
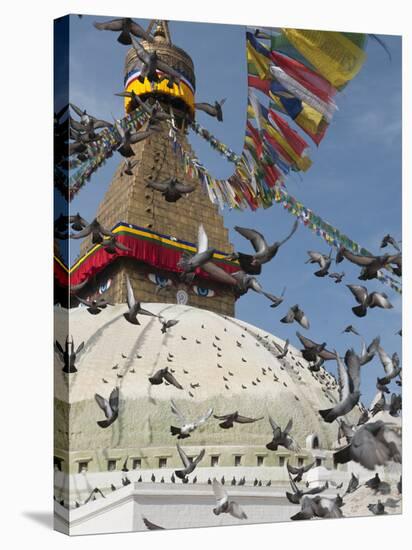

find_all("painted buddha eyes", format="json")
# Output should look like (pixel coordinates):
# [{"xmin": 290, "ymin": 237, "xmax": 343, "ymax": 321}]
[
  {"xmin": 193, "ymin": 285, "xmax": 215, "ymax": 298},
  {"xmin": 147, "ymin": 273, "xmax": 215, "ymax": 297},
  {"xmin": 148, "ymin": 273, "xmax": 173, "ymax": 287},
  {"xmin": 98, "ymin": 279, "xmax": 112, "ymax": 294}
]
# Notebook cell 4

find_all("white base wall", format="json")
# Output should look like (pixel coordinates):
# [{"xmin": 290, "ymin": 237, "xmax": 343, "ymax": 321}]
[{"xmin": 55, "ymin": 484, "xmax": 300, "ymax": 536}]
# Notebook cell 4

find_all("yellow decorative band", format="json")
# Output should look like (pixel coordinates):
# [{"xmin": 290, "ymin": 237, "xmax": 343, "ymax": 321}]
[{"xmin": 124, "ymin": 73, "xmax": 195, "ymax": 113}]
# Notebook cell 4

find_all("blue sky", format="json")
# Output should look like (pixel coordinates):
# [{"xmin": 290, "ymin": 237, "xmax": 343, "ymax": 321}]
[{"xmin": 64, "ymin": 15, "xmax": 402, "ymax": 405}]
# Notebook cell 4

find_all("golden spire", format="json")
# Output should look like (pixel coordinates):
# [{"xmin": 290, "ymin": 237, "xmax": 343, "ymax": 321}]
[
  {"xmin": 123, "ymin": 19, "xmax": 196, "ymax": 120},
  {"xmin": 146, "ymin": 19, "xmax": 172, "ymax": 44}
]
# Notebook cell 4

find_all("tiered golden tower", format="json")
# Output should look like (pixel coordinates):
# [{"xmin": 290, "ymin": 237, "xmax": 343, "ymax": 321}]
[{"xmin": 78, "ymin": 21, "xmax": 236, "ymax": 316}]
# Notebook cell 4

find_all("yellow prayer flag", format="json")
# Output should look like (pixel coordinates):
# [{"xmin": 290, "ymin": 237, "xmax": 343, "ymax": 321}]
[
  {"xmin": 264, "ymin": 121, "xmax": 312, "ymax": 172},
  {"xmin": 270, "ymin": 95, "xmax": 327, "ymax": 139},
  {"xmin": 281, "ymin": 29, "xmax": 366, "ymax": 89},
  {"xmin": 294, "ymin": 103, "xmax": 327, "ymax": 135},
  {"xmin": 247, "ymin": 104, "xmax": 255, "ymax": 119}
]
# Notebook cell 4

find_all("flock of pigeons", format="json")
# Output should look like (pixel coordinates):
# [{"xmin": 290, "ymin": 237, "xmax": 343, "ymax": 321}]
[
  {"xmin": 54, "ymin": 213, "xmax": 402, "ymax": 525},
  {"xmin": 304, "ymin": 238, "xmax": 401, "ymax": 318},
  {"xmin": 54, "ymin": 16, "xmax": 402, "ymax": 528}
]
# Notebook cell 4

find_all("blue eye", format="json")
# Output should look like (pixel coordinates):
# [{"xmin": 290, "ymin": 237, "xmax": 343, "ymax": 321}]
[
  {"xmin": 193, "ymin": 286, "xmax": 215, "ymax": 298},
  {"xmin": 148, "ymin": 273, "xmax": 173, "ymax": 288},
  {"xmin": 98, "ymin": 279, "xmax": 111, "ymax": 294},
  {"xmin": 156, "ymin": 274, "xmax": 168, "ymax": 285}
]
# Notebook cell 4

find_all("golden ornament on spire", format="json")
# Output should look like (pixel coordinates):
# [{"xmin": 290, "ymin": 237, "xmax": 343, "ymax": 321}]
[{"xmin": 123, "ymin": 19, "xmax": 195, "ymax": 121}]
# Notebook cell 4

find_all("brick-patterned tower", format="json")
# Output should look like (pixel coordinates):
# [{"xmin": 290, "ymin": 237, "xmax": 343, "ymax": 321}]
[{"xmin": 78, "ymin": 21, "xmax": 236, "ymax": 316}]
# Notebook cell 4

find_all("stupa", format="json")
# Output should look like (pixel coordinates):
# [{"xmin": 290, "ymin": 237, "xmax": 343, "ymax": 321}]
[
  {"xmin": 71, "ymin": 20, "xmax": 237, "ymax": 317},
  {"xmin": 53, "ymin": 19, "xmax": 401, "ymax": 536}
]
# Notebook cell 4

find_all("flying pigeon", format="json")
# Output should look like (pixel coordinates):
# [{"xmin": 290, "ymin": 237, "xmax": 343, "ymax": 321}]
[
  {"xmin": 232, "ymin": 272, "xmax": 286, "ymax": 307},
  {"xmin": 146, "ymin": 177, "xmax": 195, "ymax": 202},
  {"xmin": 230, "ymin": 220, "xmax": 298, "ymax": 274},
  {"xmin": 329, "ymin": 271, "xmax": 345, "ymax": 283},
  {"xmin": 93, "ymin": 18, "xmax": 152, "ymax": 45},
  {"xmin": 195, "ymin": 99, "xmax": 226, "ymax": 122},
  {"xmin": 177, "ymin": 224, "xmax": 215, "ymax": 277},
  {"xmin": 347, "ymin": 285, "xmax": 393, "ymax": 317},
  {"xmin": 115, "ymin": 90, "xmax": 143, "ymax": 112},
  {"xmin": 337, "ymin": 247, "xmax": 400, "ymax": 280},
  {"xmin": 54, "ymin": 336, "xmax": 84, "ymax": 374},
  {"xmin": 211, "ymin": 478, "xmax": 247, "ymax": 519},
  {"xmin": 94, "ymin": 387, "xmax": 119, "ymax": 428},
  {"xmin": 67, "ymin": 213, "xmax": 88, "ymax": 232},
  {"xmin": 280, "ymin": 304, "xmax": 310, "ymax": 329},
  {"xmin": 359, "ymin": 336, "xmax": 380, "ymax": 366},
  {"xmin": 199, "ymin": 262, "xmax": 240, "ymax": 287},
  {"xmin": 69, "ymin": 103, "xmax": 113, "ymax": 136},
  {"xmin": 70, "ymin": 217, "xmax": 115, "ymax": 244},
  {"xmin": 131, "ymin": 37, "xmax": 182, "ymax": 88},
  {"xmin": 296, "ymin": 332, "xmax": 337, "ymax": 362},
  {"xmin": 376, "ymin": 345, "xmax": 401, "ymax": 386},
  {"xmin": 69, "ymin": 124, "xmax": 98, "ymax": 145},
  {"xmin": 342, "ymin": 325, "xmax": 360, "ymax": 336},
  {"xmin": 123, "ymin": 275, "xmax": 156, "ymax": 324},
  {"xmin": 100, "ymin": 236, "xmax": 131, "ymax": 255},
  {"xmin": 369, "ymin": 390, "xmax": 387, "ymax": 416},
  {"xmin": 318, "ymin": 350, "xmax": 361, "ymax": 422},
  {"xmin": 333, "ymin": 420, "xmax": 402, "ymax": 470},
  {"xmin": 266, "ymin": 416, "xmax": 300, "ymax": 451},
  {"xmin": 305, "ymin": 249, "xmax": 332, "ymax": 277},
  {"xmin": 213, "ymin": 411, "xmax": 264, "ymax": 429},
  {"xmin": 170, "ymin": 400, "xmax": 213, "ymax": 439},
  {"xmin": 286, "ymin": 460, "xmax": 315, "ymax": 483},
  {"xmin": 174, "ymin": 443, "xmax": 205, "ymax": 481},
  {"xmin": 121, "ymin": 158, "xmax": 139, "ymax": 176},
  {"xmin": 149, "ymin": 368, "xmax": 183, "ymax": 390},
  {"xmin": 114, "ymin": 119, "xmax": 156, "ymax": 157},
  {"xmin": 274, "ymin": 339, "xmax": 289, "ymax": 359},
  {"xmin": 286, "ymin": 471, "xmax": 328, "ymax": 504},
  {"xmin": 159, "ymin": 316, "xmax": 179, "ymax": 334},
  {"xmin": 75, "ymin": 296, "xmax": 112, "ymax": 314}
]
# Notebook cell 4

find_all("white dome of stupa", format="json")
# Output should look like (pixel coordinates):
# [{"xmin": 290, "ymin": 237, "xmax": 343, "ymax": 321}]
[{"xmin": 54, "ymin": 302, "xmax": 361, "ymax": 477}]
